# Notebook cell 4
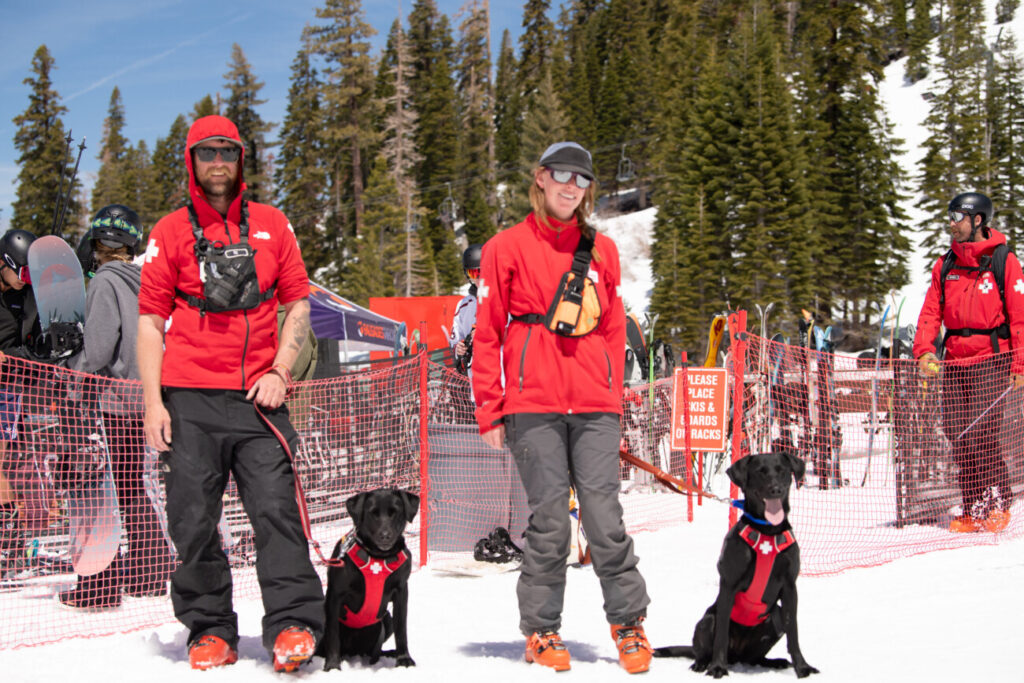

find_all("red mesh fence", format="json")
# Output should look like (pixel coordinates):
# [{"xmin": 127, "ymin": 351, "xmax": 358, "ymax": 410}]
[
  {"xmin": 736, "ymin": 328, "xmax": 1023, "ymax": 576},
  {"xmin": 3, "ymin": 319, "xmax": 1020, "ymax": 649}
]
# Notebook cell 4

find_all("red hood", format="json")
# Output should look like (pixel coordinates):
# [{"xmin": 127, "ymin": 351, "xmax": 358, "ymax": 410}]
[
  {"xmin": 951, "ymin": 226, "xmax": 1008, "ymax": 267},
  {"xmin": 185, "ymin": 115, "xmax": 247, "ymax": 226}
]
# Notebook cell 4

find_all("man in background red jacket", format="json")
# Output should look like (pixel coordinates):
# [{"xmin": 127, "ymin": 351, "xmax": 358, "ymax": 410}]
[{"xmin": 914, "ymin": 191, "xmax": 1024, "ymax": 534}]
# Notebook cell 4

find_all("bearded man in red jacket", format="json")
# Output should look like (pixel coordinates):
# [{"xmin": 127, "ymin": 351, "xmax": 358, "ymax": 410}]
[
  {"xmin": 914, "ymin": 192, "xmax": 1024, "ymax": 534},
  {"xmin": 138, "ymin": 115, "xmax": 322, "ymax": 672}
]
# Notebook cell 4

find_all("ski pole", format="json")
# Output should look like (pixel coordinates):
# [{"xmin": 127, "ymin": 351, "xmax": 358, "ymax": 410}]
[
  {"xmin": 54, "ymin": 136, "xmax": 86, "ymax": 239},
  {"xmin": 956, "ymin": 383, "xmax": 1016, "ymax": 441}
]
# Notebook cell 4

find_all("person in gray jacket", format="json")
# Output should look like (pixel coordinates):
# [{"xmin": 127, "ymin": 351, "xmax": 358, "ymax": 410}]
[{"xmin": 60, "ymin": 204, "xmax": 174, "ymax": 608}]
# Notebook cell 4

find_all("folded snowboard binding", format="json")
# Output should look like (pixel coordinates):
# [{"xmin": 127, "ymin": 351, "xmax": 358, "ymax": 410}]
[{"xmin": 473, "ymin": 527, "xmax": 523, "ymax": 564}]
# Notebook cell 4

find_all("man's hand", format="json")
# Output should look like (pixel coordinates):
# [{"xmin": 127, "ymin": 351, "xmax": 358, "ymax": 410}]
[
  {"xmin": 481, "ymin": 425, "xmax": 505, "ymax": 450},
  {"xmin": 144, "ymin": 402, "xmax": 173, "ymax": 452},
  {"xmin": 918, "ymin": 352, "xmax": 940, "ymax": 377},
  {"xmin": 246, "ymin": 369, "xmax": 288, "ymax": 409}
]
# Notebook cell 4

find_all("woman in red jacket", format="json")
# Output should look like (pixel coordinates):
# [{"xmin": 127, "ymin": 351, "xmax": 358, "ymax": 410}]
[{"xmin": 472, "ymin": 142, "xmax": 652, "ymax": 674}]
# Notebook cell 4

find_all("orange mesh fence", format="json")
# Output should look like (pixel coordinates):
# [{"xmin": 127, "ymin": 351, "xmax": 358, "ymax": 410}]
[
  {"xmin": 4, "ymin": 324, "xmax": 1019, "ymax": 649},
  {"xmin": 738, "ymin": 330, "xmax": 1023, "ymax": 576}
]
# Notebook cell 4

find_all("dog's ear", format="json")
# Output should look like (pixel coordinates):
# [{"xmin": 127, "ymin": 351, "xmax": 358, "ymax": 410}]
[
  {"xmin": 726, "ymin": 456, "xmax": 750, "ymax": 489},
  {"xmin": 346, "ymin": 491, "xmax": 369, "ymax": 527},
  {"xmin": 781, "ymin": 450, "xmax": 806, "ymax": 483},
  {"xmin": 398, "ymin": 490, "xmax": 420, "ymax": 523}
]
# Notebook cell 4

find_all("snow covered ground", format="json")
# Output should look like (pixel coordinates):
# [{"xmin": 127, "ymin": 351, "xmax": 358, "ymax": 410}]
[{"xmin": 1, "ymin": 506, "xmax": 1021, "ymax": 682}]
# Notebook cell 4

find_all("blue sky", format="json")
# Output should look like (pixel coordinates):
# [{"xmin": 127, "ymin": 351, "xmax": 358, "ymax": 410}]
[{"xmin": 0, "ymin": 0, "xmax": 529, "ymax": 232}]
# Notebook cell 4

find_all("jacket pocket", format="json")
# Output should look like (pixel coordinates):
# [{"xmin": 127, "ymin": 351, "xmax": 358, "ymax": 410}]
[{"xmin": 518, "ymin": 326, "xmax": 533, "ymax": 391}]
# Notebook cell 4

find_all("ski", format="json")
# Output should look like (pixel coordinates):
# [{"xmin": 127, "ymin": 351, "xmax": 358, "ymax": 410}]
[{"xmin": 703, "ymin": 315, "xmax": 727, "ymax": 367}]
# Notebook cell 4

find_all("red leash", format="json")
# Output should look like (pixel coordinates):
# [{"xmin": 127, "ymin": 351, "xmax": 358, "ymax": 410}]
[
  {"xmin": 255, "ymin": 404, "xmax": 345, "ymax": 567},
  {"xmin": 618, "ymin": 447, "xmax": 731, "ymax": 504}
]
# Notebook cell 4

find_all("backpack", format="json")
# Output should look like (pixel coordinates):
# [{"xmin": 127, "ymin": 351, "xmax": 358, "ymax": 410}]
[{"xmin": 938, "ymin": 243, "xmax": 1010, "ymax": 354}]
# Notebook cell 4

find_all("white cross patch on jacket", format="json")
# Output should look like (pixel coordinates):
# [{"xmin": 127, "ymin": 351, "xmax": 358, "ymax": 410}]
[
  {"xmin": 478, "ymin": 279, "xmax": 490, "ymax": 300},
  {"xmin": 979, "ymin": 278, "xmax": 994, "ymax": 295}
]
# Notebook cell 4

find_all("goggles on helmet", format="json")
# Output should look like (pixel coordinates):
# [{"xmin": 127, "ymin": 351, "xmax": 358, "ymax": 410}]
[{"xmin": 949, "ymin": 210, "xmax": 970, "ymax": 223}]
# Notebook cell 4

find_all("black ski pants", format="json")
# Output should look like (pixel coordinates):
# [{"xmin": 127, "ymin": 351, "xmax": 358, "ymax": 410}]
[
  {"xmin": 162, "ymin": 389, "xmax": 324, "ymax": 651},
  {"xmin": 940, "ymin": 355, "xmax": 1014, "ymax": 516}
]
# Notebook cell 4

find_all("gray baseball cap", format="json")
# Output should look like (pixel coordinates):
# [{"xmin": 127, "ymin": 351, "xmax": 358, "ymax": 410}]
[{"xmin": 539, "ymin": 142, "xmax": 595, "ymax": 180}]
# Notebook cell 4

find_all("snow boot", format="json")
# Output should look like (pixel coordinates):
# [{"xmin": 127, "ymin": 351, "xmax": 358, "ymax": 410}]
[
  {"xmin": 524, "ymin": 630, "xmax": 571, "ymax": 671},
  {"xmin": 983, "ymin": 509, "xmax": 1011, "ymax": 533},
  {"xmin": 272, "ymin": 625, "xmax": 315, "ymax": 672},
  {"xmin": 610, "ymin": 619, "xmax": 652, "ymax": 674},
  {"xmin": 189, "ymin": 635, "xmax": 238, "ymax": 670}
]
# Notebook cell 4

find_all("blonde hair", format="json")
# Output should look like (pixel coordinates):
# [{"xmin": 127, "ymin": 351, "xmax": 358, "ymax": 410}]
[
  {"xmin": 93, "ymin": 241, "xmax": 133, "ymax": 265},
  {"xmin": 529, "ymin": 166, "xmax": 601, "ymax": 261}
]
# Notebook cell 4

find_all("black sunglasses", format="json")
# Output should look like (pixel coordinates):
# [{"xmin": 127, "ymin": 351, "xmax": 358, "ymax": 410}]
[{"xmin": 194, "ymin": 146, "xmax": 241, "ymax": 163}]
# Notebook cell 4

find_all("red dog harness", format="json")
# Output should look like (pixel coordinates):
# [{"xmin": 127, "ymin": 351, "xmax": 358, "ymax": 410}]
[
  {"xmin": 730, "ymin": 524, "xmax": 796, "ymax": 627},
  {"xmin": 339, "ymin": 541, "xmax": 410, "ymax": 629}
]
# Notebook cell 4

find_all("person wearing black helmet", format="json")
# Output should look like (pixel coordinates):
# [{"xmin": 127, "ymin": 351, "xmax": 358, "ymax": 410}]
[
  {"xmin": 449, "ymin": 244, "xmax": 482, "ymax": 377},
  {"xmin": 0, "ymin": 228, "xmax": 41, "ymax": 579},
  {"xmin": 57, "ymin": 204, "xmax": 174, "ymax": 608},
  {"xmin": 913, "ymin": 191, "xmax": 1024, "ymax": 533}
]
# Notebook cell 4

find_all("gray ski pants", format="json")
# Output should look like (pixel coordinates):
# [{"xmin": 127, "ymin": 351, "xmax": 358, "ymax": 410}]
[{"xmin": 504, "ymin": 412, "xmax": 649, "ymax": 635}]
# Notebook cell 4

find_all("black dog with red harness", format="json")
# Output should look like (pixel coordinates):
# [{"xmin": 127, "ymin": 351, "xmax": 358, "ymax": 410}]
[
  {"xmin": 654, "ymin": 451, "xmax": 818, "ymax": 678},
  {"xmin": 319, "ymin": 488, "xmax": 419, "ymax": 671}
]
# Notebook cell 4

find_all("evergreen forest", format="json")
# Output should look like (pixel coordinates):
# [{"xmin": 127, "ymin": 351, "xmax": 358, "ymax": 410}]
[{"xmin": 9, "ymin": 0, "xmax": 1024, "ymax": 353}]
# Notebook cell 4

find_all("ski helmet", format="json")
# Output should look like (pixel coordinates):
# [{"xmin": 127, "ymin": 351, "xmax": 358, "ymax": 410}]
[
  {"xmin": 89, "ymin": 204, "xmax": 143, "ymax": 255},
  {"xmin": 0, "ymin": 229, "xmax": 36, "ymax": 271},
  {"xmin": 462, "ymin": 244, "xmax": 482, "ymax": 273}
]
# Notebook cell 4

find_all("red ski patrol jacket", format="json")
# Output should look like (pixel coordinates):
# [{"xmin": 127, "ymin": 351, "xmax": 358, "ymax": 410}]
[
  {"xmin": 913, "ymin": 226, "xmax": 1024, "ymax": 374},
  {"xmin": 138, "ymin": 115, "xmax": 309, "ymax": 391},
  {"xmin": 472, "ymin": 212, "xmax": 626, "ymax": 435}
]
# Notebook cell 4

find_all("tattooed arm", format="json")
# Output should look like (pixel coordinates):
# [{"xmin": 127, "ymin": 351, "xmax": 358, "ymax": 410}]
[{"xmin": 246, "ymin": 298, "xmax": 311, "ymax": 409}]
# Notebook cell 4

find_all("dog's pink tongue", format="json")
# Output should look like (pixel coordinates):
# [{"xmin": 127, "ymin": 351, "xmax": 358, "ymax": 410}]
[{"xmin": 764, "ymin": 499, "xmax": 784, "ymax": 525}]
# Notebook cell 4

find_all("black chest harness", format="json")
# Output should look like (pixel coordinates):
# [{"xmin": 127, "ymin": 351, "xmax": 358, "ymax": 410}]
[
  {"xmin": 939, "ymin": 244, "xmax": 1010, "ymax": 354},
  {"xmin": 175, "ymin": 200, "xmax": 275, "ymax": 316}
]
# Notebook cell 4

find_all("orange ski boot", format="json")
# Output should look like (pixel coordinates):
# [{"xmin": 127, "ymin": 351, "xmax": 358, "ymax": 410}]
[
  {"xmin": 272, "ymin": 626, "xmax": 315, "ymax": 672},
  {"xmin": 983, "ymin": 509, "xmax": 1011, "ymax": 533},
  {"xmin": 949, "ymin": 515, "xmax": 982, "ymax": 533},
  {"xmin": 525, "ymin": 630, "xmax": 571, "ymax": 671},
  {"xmin": 189, "ymin": 635, "xmax": 238, "ymax": 670},
  {"xmin": 610, "ymin": 619, "xmax": 652, "ymax": 674}
]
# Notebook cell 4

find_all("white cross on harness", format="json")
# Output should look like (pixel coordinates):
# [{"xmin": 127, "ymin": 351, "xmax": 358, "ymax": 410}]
[
  {"xmin": 369, "ymin": 561, "xmax": 383, "ymax": 575},
  {"xmin": 759, "ymin": 540, "xmax": 773, "ymax": 555}
]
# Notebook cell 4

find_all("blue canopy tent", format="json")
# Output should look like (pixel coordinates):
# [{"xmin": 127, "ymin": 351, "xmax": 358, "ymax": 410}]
[{"xmin": 307, "ymin": 282, "xmax": 404, "ymax": 355}]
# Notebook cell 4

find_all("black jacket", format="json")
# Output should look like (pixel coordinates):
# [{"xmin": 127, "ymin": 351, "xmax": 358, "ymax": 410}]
[{"xmin": 0, "ymin": 285, "xmax": 40, "ymax": 358}]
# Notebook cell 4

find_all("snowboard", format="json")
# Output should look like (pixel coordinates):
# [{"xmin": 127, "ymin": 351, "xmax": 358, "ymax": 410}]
[
  {"xmin": 626, "ymin": 313, "xmax": 648, "ymax": 379},
  {"xmin": 28, "ymin": 235, "xmax": 123, "ymax": 577}
]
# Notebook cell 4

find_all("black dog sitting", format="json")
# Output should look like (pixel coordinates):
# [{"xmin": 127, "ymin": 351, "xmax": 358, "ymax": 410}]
[
  {"xmin": 654, "ymin": 451, "xmax": 818, "ymax": 678},
  {"xmin": 319, "ymin": 488, "xmax": 419, "ymax": 671}
]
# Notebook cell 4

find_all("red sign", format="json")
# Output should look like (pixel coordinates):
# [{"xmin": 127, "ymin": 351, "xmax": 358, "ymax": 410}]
[{"xmin": 670, "ymin": 368, "xmax": 729, "ymax": 452}]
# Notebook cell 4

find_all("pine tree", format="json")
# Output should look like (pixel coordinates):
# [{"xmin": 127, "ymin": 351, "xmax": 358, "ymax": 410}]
[
  {"xmin": 305, "ymin": 0, "xmax": 380, "ymax": 265},
  {"xmin": 794, "ymin": 0, "xmax": 910, "ymax": 329},
  {"xmin": 559, "ymin": 3, "xmax": 601, "ymax": 150},
  {"xmin": 728, "ymin": 2, "xmax": 817, "ymax": 315},
  {"xmin": 518, "ymin": 0, "xmax": 553, "ymax": 95},
  {"xmin": 987, "ymin": 30, "xmax": 1024, "ymax": 248},
  {"xmin": 408, "ymin": 0, "xmax": 461, "ymax": 291},
  {"xmin": 493, "ymin": 29, "xmax": 523, "ymax": 226},
  {"xmin": 191, "ymin": 94, "xmax": 220, "ymax": 120},
  {"xmin": 92, "ymin": 87, "xmax": 132, "ymax": 213},
  {"xmin": 454, "ymin": 0, "xmax": 497, "ymax": 246},
  {"xmin": 906, "ymin": 0, "xmax": 933, "ymax": 83},
  {"xmin": 996, "ymin": 0, "xmax": 1019, "ymax": 23},
  {"xmin": 11, "ymin": 45, "xmax": 82, "ymax": 237},
  {"xmin": 916, "ymin": 0, "xmax": 988, "ymax": 262},
  {"xmin": 151, "ymin": 114, "xmax": 189, "ymax": 216},
  {"xmin": 275, "ymin": 48, "xmax": 332, "ymax": 285},
  {"xmin": 223, "ymin": 43, "xmax": 273, "ymax": 202}
]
